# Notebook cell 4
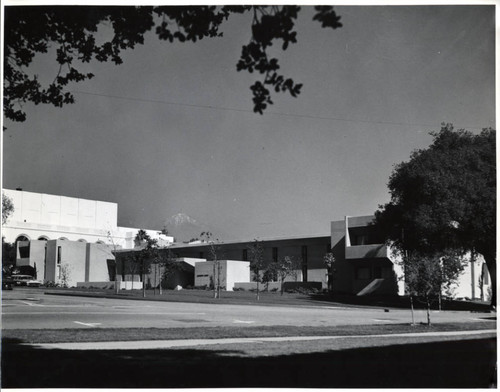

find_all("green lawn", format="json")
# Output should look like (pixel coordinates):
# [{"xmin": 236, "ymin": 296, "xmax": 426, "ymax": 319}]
[
  {"xmin": 43, "ymin": 287, "xmax": 493, "ymax": 311},
  {"xmin": 3, "ymin": 321, "xmax": 495, "ymax": 344}
]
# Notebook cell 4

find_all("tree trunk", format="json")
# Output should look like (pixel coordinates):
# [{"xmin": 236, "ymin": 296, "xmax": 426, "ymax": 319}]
[
  {"xmin": 142, "ymin": 261, "xmax": 146, "ymax": 298},
  {"xmin": 213, "ymin": 262, "xmax": 218, "ymax": 299},
  {"xmin": 426, "ymin": 295, "xmax": 431, "ymax": 326},
  {"xmin": 153, "ymin": 264, "xmax": 157, "ymax": 295},
  {"xmin": 410, "ymin": 295, "xmax": 415, "ymax": 326},
  {"xmin": 115, "ymin": 260, "xmax": 120, "ymax": 294},
  {"xmin": 217, "ymin": 261, "xmax": 221, "ymax": 298},
  {"xmin": 159, "ymin": 264, "xmax": 163, "ymax": 295},
  {"xmin": 256, "ymin": 278, "xmax": 260, "ymax": 301}
]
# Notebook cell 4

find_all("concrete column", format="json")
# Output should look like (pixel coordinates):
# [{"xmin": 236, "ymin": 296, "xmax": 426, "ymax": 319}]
[{"xmin": 344, "ymin": 216, "xmax": 351, "ymax": 247}]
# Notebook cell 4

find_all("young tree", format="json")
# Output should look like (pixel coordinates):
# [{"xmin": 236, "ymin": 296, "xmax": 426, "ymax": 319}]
[
  {"xmin": 200, "ymin": 231, "xmax": 223, "ymax": 298},
  {"xmin": 59, "ymin": 263, "xmax": 71, "ymax": 288},
  {"xmin": 156, "ymin": 246, "xmax": 178, "ymax": 295},
  {"xmin": 323, "ymin": 252, "xmax": 336, "ymax": 293},
  {"xmin": 133, "ymin": 230, "xmax": 159, "ymax": 297},
  {"xmin": 4, "ymin": 6, "xmax": 342, "ymax": 124},
  {"xmin": 107, "ymin": 230, "xmax": 121, "ymax": 294},
  {"xmin": 2, "ymin": 194, "xmax": 14, "ymax": 225},
  {"xmin": 248, "ymin": 239, "xmax": 265, "ymax": 300},
  {"xmin": 270, "ymin": 255, "xmax": 301, "ymax": 296},
  {"xmin": 404, "ymin": 251, "xmax": 466, "ymax": 325},
  {"xmin": 375, "ymin": 124, "xmax": 496, "ymax": 307}
]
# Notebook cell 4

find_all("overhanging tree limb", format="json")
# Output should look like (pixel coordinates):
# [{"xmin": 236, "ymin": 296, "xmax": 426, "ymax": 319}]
[{"xmin": 4, "ymin": 5, "xmax": 342, "ymax": 124}]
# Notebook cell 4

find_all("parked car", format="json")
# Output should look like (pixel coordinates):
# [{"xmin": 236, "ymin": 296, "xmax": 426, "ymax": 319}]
[{"xmin": 12, "ymin": 275, "xmax": 42, "ymax": 287}]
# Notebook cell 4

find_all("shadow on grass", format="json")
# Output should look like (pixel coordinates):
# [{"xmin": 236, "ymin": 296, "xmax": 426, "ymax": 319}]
[
  {"xmin": 2, "ymin": 337, "xmax": 496, "ymax": 388},
  {"xmin": 308, "ymin": 293, "xmax": 494, "ymax": 311}
]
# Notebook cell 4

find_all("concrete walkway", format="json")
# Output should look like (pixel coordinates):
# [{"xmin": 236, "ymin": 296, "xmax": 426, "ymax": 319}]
[{"xmin": 28, "ymin": 329, "xmax": 496, "ymax": 350}]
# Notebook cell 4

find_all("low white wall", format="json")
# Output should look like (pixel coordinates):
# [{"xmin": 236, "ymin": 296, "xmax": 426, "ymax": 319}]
[
  {"xmin": 77, "ymin": 281, "xmax": 115, "ymax": 289},
  {"xmin": 306, "ymin": 268, "xmax": 328, "ymax": 289},
  {"xmin": 119, "ymin": 281, "xmax": 143, "ymax": 290},
  {"xmin": 234, "ymin": 282, "xmax": 281, "ymax": 291},
  {"xmin": 225, "ymin": 260, "xmax": 250, "ymax": 291}
]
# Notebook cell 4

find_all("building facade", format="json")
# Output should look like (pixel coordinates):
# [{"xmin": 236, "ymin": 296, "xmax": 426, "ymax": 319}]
[
  {"xmin": 169, "ymin": 234, "xmax": 332, "ymax": 289},
  {"xmin": 330, "ymin": 215, "xmax": 491, "ymax": 300},
  {"xmin": 2, "ymin": 188, "xmax": 173, "ymax": 248},
  {"xmin": 2, "ymin": 188, "xmax": 173, "ymax": 287},
  {"xmin": 3, "ymin": 187, "xmax": 491, "ymax": 299}
]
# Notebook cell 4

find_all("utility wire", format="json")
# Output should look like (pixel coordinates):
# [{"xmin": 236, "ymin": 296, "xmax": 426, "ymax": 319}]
[{"xmin": 71, "ymin": 90, "xmax": 491, "ymax": 130}]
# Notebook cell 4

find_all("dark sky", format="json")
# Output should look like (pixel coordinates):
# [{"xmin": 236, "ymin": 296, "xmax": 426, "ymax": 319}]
[{"xmin": 2, "ymin": 3, "xmax": 496, "ymax": 241}]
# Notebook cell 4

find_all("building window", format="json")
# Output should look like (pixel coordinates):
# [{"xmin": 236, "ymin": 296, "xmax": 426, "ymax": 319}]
[
  {"xmin": 272, "ymin": 247, "xmax": 278, "ymax": 262},
  {"xmin": 19, "ymin": 245, "xmax": 30, "ymax": 259},
  {"xmin": 57, "ymin": 246, "xmax": 62, "ymax": 279},
  {"xmin": 301, "ymin": 245, "xmax": 308, "ymax": 282},
  {"xmin": 354, "ymin": 235, "xmax": 368, "ymax": 245},
  {"xmin": 242, "ymin": 249, "xmax": 248, "ymax": 261},
  {"xmin": 16, "ymin": 235, "xmax": 29, "ymax": 243},
  {"xmin": 199, "ymin": 252, "xmax": 204, "ymax": 259},
  {"xmin": 355, "ymin": 267, "xmax": 371, "ymax": 280},
  {"xmin": 373, "ymin": 266, "xmax": 382, "ymax": 279}
]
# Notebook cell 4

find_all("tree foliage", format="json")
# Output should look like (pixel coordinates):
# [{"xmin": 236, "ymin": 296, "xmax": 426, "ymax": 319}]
[
  {"xmin": 200, "ymin": 231, "xmax": 223, "ymax": 298},
  {"xmin": 4, "ymin": 5, "xmax": 342, "ymax": 123},
  {"xmin": 248, "ymin": 239, "xmax": 265, "ymax": 299},
  {"xmin": 323, "ymin": 252, "xmax": 336, "ymax": 292},
  {"xmin": 374, "ymin": 124, "xmax": 496, "ymax": 305},
  {"xmin": 269, "ymin": 255, "xmax": 301, "ymax": 295},
  {"xmin": 2, "ymin": 240, "xmax": 16, "ymax": 270},
  {"xmin": 2, "ymin": 194, "xmax": 15, "ymax": 225},
  {"xmin": 133, "ymin": 229, "xmax": 159, "ymax": 296},
  {"xmin": 404, "ymin": 251, "xmax": 466, "ymax": 324}
]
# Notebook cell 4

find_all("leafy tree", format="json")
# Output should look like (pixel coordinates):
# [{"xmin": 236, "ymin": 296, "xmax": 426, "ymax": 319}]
[
  {"xmin": 133, "ymin": 229, "xmax": 159, "ymax": 297},
  {"xmin": 248, "ymin": 239, "xmax": 265, "ymax": 300},
  {"xmin": 156, "ymin": 246, "xmax": 179, "ymax": 295},
  {"xmin": 269, "ymin": 255, "xmax": 301, "ymax": 295},
  {"xmin": 107, "ymin": 230, "xmax": 121, "ymax": 294},
  {"xmin": 405, "ymin": 251, "xmax": 466, "ymax": 325},
  {"xmin": 4, "ymin": 5, "xmax": 342, "ymax": 124},
  {"xmin": 323, "ymin": 252, "xmax": 336, "ymax": 292},
  {"xmin": 375, "ymin": 124, "xmax": 496, "ymax": 307},
  {"xmin": 2, "ymin": 240, "xmax": 16, "ymax": 272},
  {"xmin": 2, "ymin": 194, "xmax": 14, "ymax": 225},
  {"xmin": 59, "ymin": 263, "xmax": 71, "ymax": 288}
]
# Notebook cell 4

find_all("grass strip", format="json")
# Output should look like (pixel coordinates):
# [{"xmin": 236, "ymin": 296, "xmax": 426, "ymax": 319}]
[{"xmin": 3, "ymin": 321, "xmax": 495, "ymax": 344}]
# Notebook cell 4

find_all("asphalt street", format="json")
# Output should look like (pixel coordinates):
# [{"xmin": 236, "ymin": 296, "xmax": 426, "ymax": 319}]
[{"xmin": 2, "ymin": 287, "xmax": 495, "ymax": 330}]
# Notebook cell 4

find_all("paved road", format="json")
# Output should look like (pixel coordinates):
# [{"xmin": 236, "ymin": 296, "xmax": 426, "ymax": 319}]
[{"xmin": 2, "ymin": 288, "xmax": 495, "ymax": 330}]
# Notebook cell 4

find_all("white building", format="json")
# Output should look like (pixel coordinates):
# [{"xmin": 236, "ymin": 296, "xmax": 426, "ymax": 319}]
[{"xmin": 2, "ymin": 188, "xmax": 173, "ymax": 248}]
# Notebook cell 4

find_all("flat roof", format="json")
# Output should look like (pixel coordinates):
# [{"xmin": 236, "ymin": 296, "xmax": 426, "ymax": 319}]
[{"xmin": 169, "ymin": 232, "xmax": 331, "ymax": 249}]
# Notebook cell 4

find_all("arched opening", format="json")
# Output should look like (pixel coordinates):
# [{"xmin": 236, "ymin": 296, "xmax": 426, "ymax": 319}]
[
  {"xmin": 38, "ymin": 236, "xmax": 49, "ymax": 241},
  {"xmin": 15, "ymin": 235, "xmax": 30, "ymax": 243}
]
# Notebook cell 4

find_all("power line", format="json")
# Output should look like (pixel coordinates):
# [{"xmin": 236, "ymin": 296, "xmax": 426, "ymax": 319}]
[{"xmin": 71, "ymin": 90, "xmax": 491, "ymax": 130}]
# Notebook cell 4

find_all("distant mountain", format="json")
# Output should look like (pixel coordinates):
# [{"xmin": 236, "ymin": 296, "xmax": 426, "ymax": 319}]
[{"xmin": 164, "ymin": 213, "xmax": 226, "ymax": 243}]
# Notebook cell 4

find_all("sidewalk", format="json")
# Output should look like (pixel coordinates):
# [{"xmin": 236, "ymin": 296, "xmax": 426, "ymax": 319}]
[{"xmin": 28, "ymin": 329, "xmax": 496, "ymax": 350}]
